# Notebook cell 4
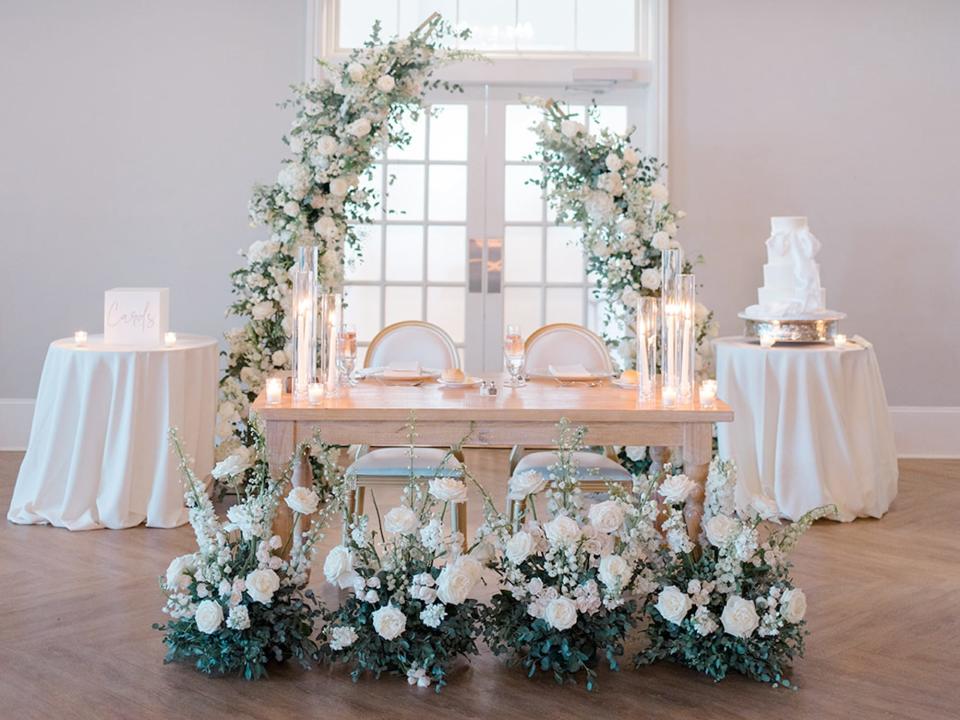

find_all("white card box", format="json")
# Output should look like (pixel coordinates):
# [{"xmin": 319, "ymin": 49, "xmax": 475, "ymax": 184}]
[{"xmin": 104, "ymin": 287, "xmax": 170, "ymax": 345}]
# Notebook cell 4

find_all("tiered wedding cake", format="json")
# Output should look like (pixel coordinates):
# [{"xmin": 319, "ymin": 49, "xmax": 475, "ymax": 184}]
[{"xmin": 744, "ymin": 217, "xmax": 831, "ymax": 319}]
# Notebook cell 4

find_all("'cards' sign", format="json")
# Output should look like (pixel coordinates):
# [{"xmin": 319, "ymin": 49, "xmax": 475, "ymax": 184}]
[{"xmin": 104, "ymin": 288, "xmax": 169, "ymax": 345}]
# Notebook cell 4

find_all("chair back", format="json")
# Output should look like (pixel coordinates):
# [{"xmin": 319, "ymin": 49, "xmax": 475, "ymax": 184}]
[
  {"xmin": 524, "ymin": 323, "xmax": 613, "ymax": 374},
  {"xmin": 364, "ymin": 321, "xmax": 460, "ymax": 370}
]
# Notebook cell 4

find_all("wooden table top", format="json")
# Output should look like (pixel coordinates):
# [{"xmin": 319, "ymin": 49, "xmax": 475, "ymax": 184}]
[{"xmin": 252, "ymin": 375, "xmax": 732, "ymax": 424}]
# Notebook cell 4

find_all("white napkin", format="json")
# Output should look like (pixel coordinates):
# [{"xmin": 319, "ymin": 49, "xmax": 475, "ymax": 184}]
[
  {"xmin": 548, "ymin": 364, "xmax": 592, "ymax": 379},
  {"xmin": 383, "ymin": 361, "xmax": 422, "ymax": 379}
]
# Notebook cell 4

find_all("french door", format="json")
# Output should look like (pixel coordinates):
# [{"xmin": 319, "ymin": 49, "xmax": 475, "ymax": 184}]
[{"xmin": 343, "ymin": 84, "xmax": 651, "ymax": 374}]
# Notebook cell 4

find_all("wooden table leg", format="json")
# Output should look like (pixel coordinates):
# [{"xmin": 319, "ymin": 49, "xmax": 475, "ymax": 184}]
[
  {"xmin": 265, "ymin": 420, "xmax": 296, "ymax": 546},
  {"xmin": 682, "ymin": 423, "xmax": 713, "ymax": 542}
]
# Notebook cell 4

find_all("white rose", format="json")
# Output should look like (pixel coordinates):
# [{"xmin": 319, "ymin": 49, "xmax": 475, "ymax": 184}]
[
  {"xmin": 165, "ymin": 554, "xmax": 196, "ymax": 590},
  {"xmin": 620, "ymin": 287, "xmax": 639, "ymax": 308},
  {"xmin": 649, "ymin": 183, "xmax": 669, "ymax": 202},
  {"xmin": 640, "ymin": 268, "xmax": 661, "ymax": 290},
  {"xmin": 505, "ymin": 530, "xmax": 534, "ymax": 565},
  {"xmin": 598, "ymin": 554, "xmax": 631, "ymax": 590},
  {"xmin": 376, "ymin": 74, "xmax": 396, "ymax": 93},
  {"xmin": 347, "ymin": 117, "xmax": 371, "ymax": 138},
  {"xmin": 652, "ymin": 231, "xmax": 671, "ymax": 251},
  {"xmin": 664, "ymin": 221, "xmax": 679, "ymax": 236},
  {"xmin": 625, "ymin": 445, "xmax": 646, "ymax": 462},
  {"xmin": 194, "ymin": 599, "xmax": 224, "ymax": 634},
  {"xmin": 251, "ymin": 300, "xmax": 275, "ymax": 321},
  {"xmin": 721, "ymin": 595, "xmax": 760, "ymax": 638},
  {"xmin": 285, "ymin": 486, "xmax": 320, "ymax": 515},
  {"xmin": 544, "ymin": 515, "xmax": 580, "ymax": 547},
  {"xmin": 623, "ymin": 147, "xmax": 639, "ymax": 165},
  {"xmin": 605, "ymin": 153, "xmax": 623, "ymax": 172},
  {"xmin": 244, "ymin": 568, "xmax": 280, "ymax": 604},
  {"xmin": 751, "ymin": 495, "xmax": 781, "ymax": 523},
  {"xmin": 329, "ymin": 626, "xmax": 358, "ymax": 650},
  {"xmin": 780, "ymin": 588, "xmax": 807, "ymax": 624},
  {"xmin": 428, "ymin": 477, "xmax": 468, "ymax": 503},
  {"xmin": 346, "ymin": 62, "xmax": 365, "ymax": 82},
  {"xmin": 211, "ymin": 446, "xmax": 254, "ymax": 480},
  {"xmin": 587, "ymin": 500, "xmax": 625, "ymax": 534},
  {"xmin": 659, "ymin": 473, "xmax": 696, "ymax": 505},
  {"xmin": 560, "ymin": 119, "xmax": 584, "ymax": 138},
  {"xmin": 655, "ymin": 585, "xmax": 692, "ymax": 625},
  {"xmin": 507, "ymin": 469, "xmax": 547, "ymax": 500},
  {"xmin": 371, "ymin": 604, "xmax": 406, "ymax": 641},
  {"xmin": 323, "ymin": 545, "xmax": 359, "ymax": 589},
  {"xmin": 271, "ymin": 349, "xmax": 287, "ymax": 367},
  {"xmin": 543, "ymin": 596, "xmax": 578, "ymax": 631},
  {"xmin": 283, "ymin": 200, "xmax": 300, "ymax": 217},
  {"xmin": 436, "ymin": 556, "xmax": 482, "ymax": 605},
  {"xmin": 316, "ymin": 135, "xmax": 337, "ymax": 155},
  {"xmin": 314, "ymin": 215, "xmax": 339, "ymax": 241},
  {"xmin": 329, "ymin": 176, "xmax": 349, "ymax": 196},
  {"xmin": 618, "ymin": 217, "xmax": 636, "ymax": 235},
  {"xmin": 247, "ymin": 239, "xmax": 279, "ymax": 264},
  {"xmin": 704, "ymin": 514, "xmax": 740, "ymax": 547},
  {"xmin": 384, "ymin": 505, "xmax": 418, "ymax": 535}
]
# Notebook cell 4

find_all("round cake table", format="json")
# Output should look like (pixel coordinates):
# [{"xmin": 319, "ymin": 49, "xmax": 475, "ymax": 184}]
[
  {"xmin": 714, "ymin": 336, "xmax": 898, "ymax": 521},
  {"xmin": 7, "ymin": 334, "xmax": 217, "ymax": 530}
]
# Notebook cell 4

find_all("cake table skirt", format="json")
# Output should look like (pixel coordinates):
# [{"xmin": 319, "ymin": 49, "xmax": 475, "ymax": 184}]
[
  {"xmin": 714, "ymin": 336, "xmax": 898, "ymax": 521},
  {"xmin": 7, "ymin": 334, "xmax": 217, "ymax": 530}
]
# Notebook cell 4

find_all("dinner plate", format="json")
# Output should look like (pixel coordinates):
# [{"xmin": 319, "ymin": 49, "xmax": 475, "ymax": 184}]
[
  {"xmin": 611, "ymin": 377, "xmax": 639, "ymax": 389},
  {"xmin": 364, "ymin": 368, "xmax": 441, "ymax": 383},
  {"xmin": 528, "ymin": 369, "xmax": 613, "ymax": 382},
  {"xmin": 437, "ymin": 376, "xmax": 483, "ymax": 388}
]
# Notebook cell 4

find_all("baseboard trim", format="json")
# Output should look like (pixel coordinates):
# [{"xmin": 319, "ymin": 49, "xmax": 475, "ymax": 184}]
[{"xmin": 1, "ymin": 399, "xmax": 959, "ymax": 458}]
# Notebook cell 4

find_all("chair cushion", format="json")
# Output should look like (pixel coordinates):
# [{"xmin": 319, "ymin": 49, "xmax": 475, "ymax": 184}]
[
  {"xmin": 348, "ymin": 447, "xmax": 463, "ymax": 478},
  {"xmin": 513, "ymin": 451, "xmax": 632, "ymax": 483}
]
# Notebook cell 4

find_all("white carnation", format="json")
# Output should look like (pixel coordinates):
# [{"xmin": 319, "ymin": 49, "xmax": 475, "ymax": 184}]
[
  {"xmin": 419, "ymin": 603, "xmax": 447, "ymax": 629},
  {"xmin": 226, "ymin": 604, "xmax": 250, "ymax": 630},
  {"xmin": 329, "ymin": 625, "xmax": 358, "ymax": 650}
]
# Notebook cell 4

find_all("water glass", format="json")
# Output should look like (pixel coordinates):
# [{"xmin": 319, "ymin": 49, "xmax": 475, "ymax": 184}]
[{"xmin": 503, "ymin": 324, "xmax": 526, "ymax": 387}]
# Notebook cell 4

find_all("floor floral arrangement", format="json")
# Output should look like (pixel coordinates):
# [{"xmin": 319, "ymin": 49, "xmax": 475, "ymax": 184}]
[
  {"xmin": 317, "ymin": 439, "xmax": 484, "ymax": 691},
  {"xmin": 636, "ymin": 458, "xmax": 831, "ymax": 686}
]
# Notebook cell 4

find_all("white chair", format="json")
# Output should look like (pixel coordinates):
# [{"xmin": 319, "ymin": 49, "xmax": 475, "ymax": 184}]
[
  {"xmin": 347, "ymin": 321, "xmax": 467, "ymax": 536},
  {"xmin": 508, "ymin": 324, "xmax": 631, "ymax": 519}
]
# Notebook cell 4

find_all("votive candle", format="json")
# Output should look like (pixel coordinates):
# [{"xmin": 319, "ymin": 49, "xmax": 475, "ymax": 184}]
[
  {"xmin": 662, "ymin": 385, "xmax": 677, "ymax": 406},
  {"xmin": 307, "ymin": 382, "xmax": 323, "ymax": 405},
  {"xmin": 164, "ymin": 332, "xmax": 177, "ymax": 346},
  {"xmin": 266, "ymin": 377, "xmax": 283, "ymax": 405},
  {"xmin": 759, "ymin": 333, "xmax": 776, "ymax": 348},
  {"xmin": 74, "ymin": 330, "xmax": 88, "ymax": 346},
  {"xmin": 699, "ymin": 379, "xmax": 718, "ymax": 407},
  {"xmin": 834, "ymin": 334, "xmax": 847, "ymax": 347}
]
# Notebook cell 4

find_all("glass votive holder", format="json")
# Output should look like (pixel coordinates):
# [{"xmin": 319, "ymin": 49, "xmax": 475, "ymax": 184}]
[
  {"xmin": 699, "ymin": 379, "xmax": 718, "ymax": 407},
  {"xmin": 74, "ymin": 330, "xmax": 88, "ymax": 346},
  {"xmin": 164, "ymin": 332, "xmax": 177, "ymax": 346},
  {"xmin": 759, "ymin": 332, "xmax": 776, "ymax": 348},
  {"xmin": 307, "ymin": 382, "xmax": 323, "ymax": 405},
  {"xmin": 833, "ymin": 334, "xmax": 847, "ymax": 347},
  {"xmin": 265, "ymin": 377, "xmax": 283, "ymax": 405},
  {"xmin": 662, "ymin": 385, "xmax": 678, "ymax": 406}
]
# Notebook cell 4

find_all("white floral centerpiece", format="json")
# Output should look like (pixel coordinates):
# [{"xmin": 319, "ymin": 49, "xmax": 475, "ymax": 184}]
[
  {"xmin": 317, "ymin": 434, "xmax": 484, "ymax": 691},
  {"xmin": 216, "ymin": 15, "xmax": 469, "ymax": 484},
  {"xmin": 636, "ymin": 458, "xmax": 832, "ymax": 686},
  {"xmin": 478, "ymin": 420, "xmax": 661, "ymax": 691},
  {"xmin": 154, "ymin": 428, "xmax": 332, "ymax": 679}
]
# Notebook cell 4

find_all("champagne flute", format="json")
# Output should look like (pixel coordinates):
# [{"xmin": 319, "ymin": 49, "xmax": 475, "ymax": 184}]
[
  {"xmin": 503, "ymin": 324, "xmax": 526, "ymax": 387},
  {"xmin": 337, "ymin": 324, "xmax": 358, "ymax": 386}
]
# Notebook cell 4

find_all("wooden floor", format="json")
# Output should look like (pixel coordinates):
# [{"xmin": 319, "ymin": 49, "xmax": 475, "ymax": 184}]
[{"xmin": 1, "ymin": 451, "xmax": 958, "ymax": 720}]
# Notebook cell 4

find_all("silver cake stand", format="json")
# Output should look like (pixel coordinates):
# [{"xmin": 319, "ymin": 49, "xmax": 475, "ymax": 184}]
[{"xmin": 739, "ymin": 310, "xmax": 846, "ymax": 343}]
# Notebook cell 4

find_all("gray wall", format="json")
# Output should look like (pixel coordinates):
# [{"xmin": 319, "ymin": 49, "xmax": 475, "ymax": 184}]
[
  {"xmin": 2, "ymin": 0, "xmax": 958, "ymax": 408},
  {"xmin": 670, "ymin": 0, "xmax": 960, "ymax": 405},
  {"xmin": 0, "ymin": 0, "xmax": 303, "ymax": 396}
]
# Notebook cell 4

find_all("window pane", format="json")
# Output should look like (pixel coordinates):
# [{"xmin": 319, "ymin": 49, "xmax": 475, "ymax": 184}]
[
  {"xmin": 517, "ymin": 0, "xmax": 575, "ymax": 51},
  {"xmin": 385, "ymin": 225, "xmax": 424, "ymax": 281},
  {"xmin": 545, "ymin": 287, "xmax": 584, "ymax": 325},
  {"xmin": 576, "ymin": 0, "xmax": 635, "ymax": 52},
  {"xmin": 427, "ymin": 286, "xmax": 465, "ymax": 343},
  {"xmin": 429, "ymin": 104, "xmax": 468, "ymax": 161},
  {"xmin": 546, "ymin": 226, "xmax": 584, "ymax": 282},
  {"xmin": 344, "ymin": 285, "xmax": 382, "ymax": 343},
  {"xmin": 339, "ymin": 0, "xmax": 398, "ymax": 48},
  {"xmin": 362, "ymin": 164, "xmax": 384, "ymax": 219},
  {"xmin": 398, "ymin": 0, "xmax": 456, "ymax": 35},
  {"xmin": 504, "ymin": 165, "xmax": 542, "ymax": 222},
  {"xmin": 428, "ymin": 165, "xmax": 467, "ymax": 221},
  {"xmin": 345, "ymin": 224, "xmax": 382, "ymax": 281},
  {"xmin": 505, "ymin": 105, "xmax": 542, "ymax": 162},
  {"xmin": 504, "ymin": 226, "xmax": 542, "ymax": 283},
  {"xmin": 592, "ymin": 105, "xmax": 629, "ymax": 135},
  {"xmin": 459, "ymin": 0, "xmax": 517, "ymax": 51},
  {"xmin": 427, "ymin": 226, "xmax": 466, "ymax": 282},
  {"xmin": 389, "ymin": 112, "xmax": 426, "ymax": 160},
  {"xmin": 385, "ymin": 286, "xmax": 423, "ymax": 326},
  {"xmin": 385, "ymin": 164, "xmax": 425, "ymax": 220},
  {"xmin": 504, "ymin": 287, "xmax": 542, "ymax": 338}
]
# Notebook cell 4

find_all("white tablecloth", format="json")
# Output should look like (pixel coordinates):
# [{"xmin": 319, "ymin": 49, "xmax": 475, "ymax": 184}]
[
  {"xmin": 7, "ymin": 334, "xmax": 217, "ymax": 530},
  {"xmin": 715, "ymin": 336, "xmax": 898, "ymax": 521}
]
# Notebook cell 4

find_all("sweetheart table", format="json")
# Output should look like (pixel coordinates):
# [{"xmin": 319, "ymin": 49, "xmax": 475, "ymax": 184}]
[{"xmin": 252, "ymin": 376, "xmax": 733, "ymax": 534}]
